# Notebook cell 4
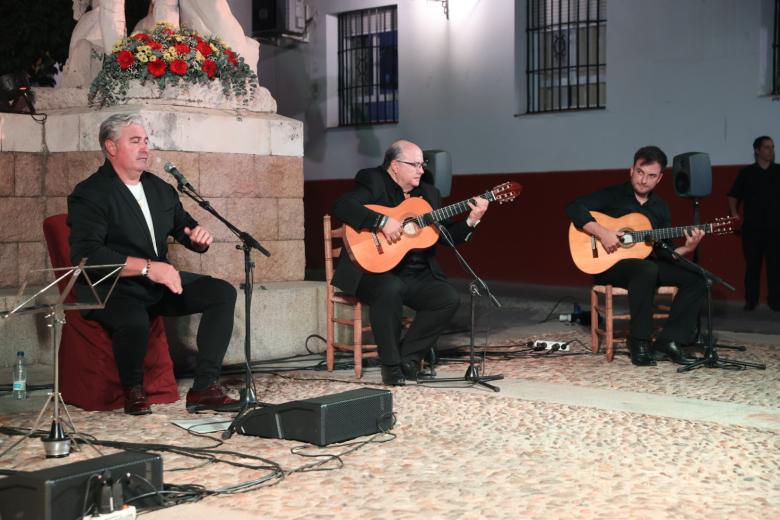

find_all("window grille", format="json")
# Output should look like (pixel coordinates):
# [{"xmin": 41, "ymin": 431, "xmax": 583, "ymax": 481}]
[
  {"xmin": 526, "ymin": 0, "xmax": 607, "ymax": 113},
  {"xmin": 338, "ymin": 6, "xmax": 398, "ymax": 126}
]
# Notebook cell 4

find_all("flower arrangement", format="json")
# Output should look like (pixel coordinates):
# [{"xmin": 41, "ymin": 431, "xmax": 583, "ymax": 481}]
[{"xmin": 88, "ymin": 22, "xmax": 258, "ymax": 108}]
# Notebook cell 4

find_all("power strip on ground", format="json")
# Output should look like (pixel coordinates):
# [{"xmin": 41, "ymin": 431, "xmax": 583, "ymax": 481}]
[
  {"xmin": 94, "ymin": 506, "xmax": 137, "ymax": 520},
  {"xmin": 532, "ymin": 340, "xmax": 570, "ymax": 352}
]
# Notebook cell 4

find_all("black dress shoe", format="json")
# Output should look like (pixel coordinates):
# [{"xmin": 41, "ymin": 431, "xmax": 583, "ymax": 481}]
[
  {"xmin": 380, "ymin": 365, "xmax": 406, "ymax": 386},
  {"xmin": 400, "ymin": 358, "xmax": 419, "ymax": 380},
  {"xmin": 123, "ymin": 385, "xmax": 152, "ymax": 415},
  {"xmin": 653, "ymin": 340, "xmax": 697, "ymax": 365},
  {"xmin": 627, "ymin": 338, "xmax": 656, "ymax": 366}
]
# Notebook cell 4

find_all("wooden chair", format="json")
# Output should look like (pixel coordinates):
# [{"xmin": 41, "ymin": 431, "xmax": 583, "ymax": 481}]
[
  {"xmin": 323, "ymin": 214, "xmax": 380, "ymax": 378},
  {"xmin": 590, "ymin": 285, "xmax": 678, "ymax": 362}
]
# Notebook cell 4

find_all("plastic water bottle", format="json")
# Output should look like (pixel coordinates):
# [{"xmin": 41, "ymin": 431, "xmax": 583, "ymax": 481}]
[{"xmin": 12, "ymin": 351, "xmax": 27, "ymax": 399}]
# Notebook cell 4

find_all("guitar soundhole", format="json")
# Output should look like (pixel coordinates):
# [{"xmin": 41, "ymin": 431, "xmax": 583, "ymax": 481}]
[
  {"xmin": 618, "ymin": 229, "xmax": 635, "ymax": 247},
  {"xmin": 402, "ymin": 219, "xmax": 419, "ymax": 236}
]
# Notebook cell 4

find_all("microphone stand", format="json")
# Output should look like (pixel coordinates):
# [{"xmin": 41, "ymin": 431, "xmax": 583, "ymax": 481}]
[
  {"xmin": 650, "ymin": 239, "xmax": 765, "ymax": 372},
  {"xmin": 172, "ymin": 180, "xmax": 271, "ymax": 439},
  {"xmin": 418, "ymin": 222, "xmax": 503, "ymax": 392},
  {"xmin": 688, "ymin": 199, "xmax": 745, "ymax": 353}
]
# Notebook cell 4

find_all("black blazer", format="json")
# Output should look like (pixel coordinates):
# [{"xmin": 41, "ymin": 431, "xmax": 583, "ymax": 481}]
[
  {"xmin": 67, "ymin": 160, "xmax": 203, "ymax": 304},
  {"xmin": 330, "ymin": 166, "xmax": 473, "ymax": 295}
]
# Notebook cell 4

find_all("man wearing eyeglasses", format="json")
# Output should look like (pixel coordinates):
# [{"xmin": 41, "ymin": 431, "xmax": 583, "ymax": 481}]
[
  {"xmin": 331, "ymin": 140, "xmax": 489, "ymax": 385},
  {"xmin": 566, "ymin": 145, "xmax": 706, "ymax": 367}
]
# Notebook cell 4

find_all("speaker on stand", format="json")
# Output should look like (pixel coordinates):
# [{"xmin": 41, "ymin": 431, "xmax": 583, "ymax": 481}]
[
  {"xmin": 672, "ymin": 151, "xmax": 712, "ymax": 262},
  {"xmin": 422, "ymin": 149, "xmax": 452, "ymax": 198}
]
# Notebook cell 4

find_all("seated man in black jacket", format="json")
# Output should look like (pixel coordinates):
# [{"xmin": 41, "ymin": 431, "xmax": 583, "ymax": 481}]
[
  {"xmin": 331, "ymin": 140, "xmax": 488, "ymax": 385},
  {"xmin": 68, "ymin": 113, "xmax": 239, "ymax": 415},
  {"xmin": 565, "ymin": 145, "xmax": 705, "ymax": 366}
]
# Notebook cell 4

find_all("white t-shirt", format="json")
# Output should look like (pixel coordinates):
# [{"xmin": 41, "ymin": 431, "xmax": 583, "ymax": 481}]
[{"xmin": 125, "ymin": 182, "xmax": 159, "ymax": 257}]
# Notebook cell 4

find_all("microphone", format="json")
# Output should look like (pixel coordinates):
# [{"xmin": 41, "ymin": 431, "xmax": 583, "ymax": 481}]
[{"xmin": 163, "ymin": 162, "xmax": 193, "ymax": 189}]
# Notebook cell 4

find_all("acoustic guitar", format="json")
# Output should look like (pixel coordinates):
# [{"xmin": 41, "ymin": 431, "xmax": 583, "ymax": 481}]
[
  {"xmin": 343, "ymin": 182, "xmax": 522, "ymax": 273},
  {"xmin": 568, "ymin": 211, "xmax": 736, "ymax": 274}
]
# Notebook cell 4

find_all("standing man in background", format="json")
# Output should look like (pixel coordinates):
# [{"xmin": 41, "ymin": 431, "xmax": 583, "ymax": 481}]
[{"xmin": 727, "ymin": 136, "xmax": 780, "ymax": 311}]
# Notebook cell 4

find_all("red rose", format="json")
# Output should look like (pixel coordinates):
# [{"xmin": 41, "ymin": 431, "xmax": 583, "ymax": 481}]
[
  {"xmin": 132, "ymin": 33, "xmax": 152, "ymax": 43},
  {"xmin": 195, "ymin": 40, "xmax": 212, "ymax": 57},
  {"xmin": 116, "ymin": 50, "xmax": 135, "ymax": 70},
  {"xmin": 225, "ymin": 49, "xmax": 237, "ymax": 66},
  {"xmin": 147, "ymin": 60, "xmax": 166, "ymax": 77},
  {"xmin": 149, "ymin": 41, "xmax": 163, "ymax": 50},
  {"xmin": 201, "ymin": 59, "xmax": 217, "ymax": 78},
  {"xmin": 170, "ymin": 59, "xmax": 188, "ymax": 75},
  {"xmin": 174, "ymin": 43, "xmax": 190, "ymax": 55}
]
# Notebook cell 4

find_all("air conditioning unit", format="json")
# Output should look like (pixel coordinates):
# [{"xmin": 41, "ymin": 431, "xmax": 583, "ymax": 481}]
[{"xmin": 252, "ymin": 0, "xmax": 308, "ymax": 39}]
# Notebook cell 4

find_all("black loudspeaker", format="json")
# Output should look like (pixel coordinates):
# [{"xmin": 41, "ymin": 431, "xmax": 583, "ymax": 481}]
[
  {"xmin": 236, "ymin": 388, "xmax": 393, "ymax": 446},
  {"xmin": 422, "ymin": 149, "xmax": 453, "ymax": 198},
  {"xmin": 0, "ymin": 451, "xmax": 163, "ymax": 520},
  {"xmin": 673, "ymin": 152, "xmax": 712, "ymax": 198}
]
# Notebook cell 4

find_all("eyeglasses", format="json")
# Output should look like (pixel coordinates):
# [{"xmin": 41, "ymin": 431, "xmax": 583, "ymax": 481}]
[{"xmin": 396, "ymin": 159, "xmax": 428, "ymax": 169}]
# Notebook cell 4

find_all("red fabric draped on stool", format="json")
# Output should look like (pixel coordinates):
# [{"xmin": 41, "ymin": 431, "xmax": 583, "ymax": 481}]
[{"xmin": 42, "ymin": 214, "xmax": 179, "ymax": 411}]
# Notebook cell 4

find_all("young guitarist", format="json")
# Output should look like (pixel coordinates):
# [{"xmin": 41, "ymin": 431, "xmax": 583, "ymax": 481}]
[
  {"xmin": 331, "ymin": 140, "xmax": 489, "ymax": 385},
  {"xmin": 565, "ymin": 146, "xmax": 705, "ymax": 366}
]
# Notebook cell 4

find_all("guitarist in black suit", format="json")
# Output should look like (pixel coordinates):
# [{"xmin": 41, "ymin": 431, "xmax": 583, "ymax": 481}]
[
  {"xmin": 68, "ymin": 113, "xmax": 239, "ymax": 415},
  {"xmin": 332, "ymin": 140, "xmax": 489, "ymax": 385},
  {"xmin": 565, "ymin": 146, "xmax": 705, "ymax": 367}
]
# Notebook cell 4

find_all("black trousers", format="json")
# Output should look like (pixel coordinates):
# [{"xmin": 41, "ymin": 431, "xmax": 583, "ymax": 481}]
[
  {"xmin": 594, "ymin": 258, "xmax": 705, "ymax": 343},
  {"xmin": 355, "ymin": 268, "xmax": 459, "ymax": 366},
  {"xmin": 87, "ymin": 276, "xmax": 237, "ymax": 389},
  {"xmin": 741, "ymin": 228, "xmax": 780, "ymax": 309}
]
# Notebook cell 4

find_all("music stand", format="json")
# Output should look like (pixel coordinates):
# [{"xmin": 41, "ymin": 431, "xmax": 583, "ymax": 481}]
[{"xmin": 0, "ymin": 259, "xmax": 124, "ymax": 459}]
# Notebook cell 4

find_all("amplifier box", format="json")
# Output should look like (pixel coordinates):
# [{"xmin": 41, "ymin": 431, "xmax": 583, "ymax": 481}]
[
  {"xmin": 0, "ymin": 451, "xmax": 163, "ymax": 520},
  {"xmin": 236, "ymin": 387, "xmax": 393, "ymax": 446}
]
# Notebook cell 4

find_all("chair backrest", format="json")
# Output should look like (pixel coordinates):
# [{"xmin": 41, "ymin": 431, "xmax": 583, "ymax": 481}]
[
  {"xmin": 323, "ymin": 214, "xmax": 345, "ymax": 286},
  {"xmin": 42, "ymin": 213, "xmax": 73, "ymax": 295}
]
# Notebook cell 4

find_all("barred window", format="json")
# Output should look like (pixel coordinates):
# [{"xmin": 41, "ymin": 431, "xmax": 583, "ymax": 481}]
[
  {"xmin": 774, "ymin": 0, "xmax": 779, "ymax": 95},
  {"xmin": 526, "ymin": 0, "xmax": 606, "ymax": 113},
  {"xmin": 338, "ymin": 6, "xmax": 398, "ymax": 126}
]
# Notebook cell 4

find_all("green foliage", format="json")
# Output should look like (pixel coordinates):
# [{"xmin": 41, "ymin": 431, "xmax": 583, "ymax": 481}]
[
  {"xmin": 0, "ymin": 0, "xmax": 76, "ymax": 85},
  {"xmin": 88, "ymin": 22, "xmax": 258, "ymax": 108}
]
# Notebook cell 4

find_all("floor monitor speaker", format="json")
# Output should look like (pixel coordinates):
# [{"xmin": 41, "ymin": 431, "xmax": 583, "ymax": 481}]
[
  {"xmin": 236, "ymin": 388, "xmax": 393, "ymax": 446},
  {"xmin": 0, "ymin": 451, "xmax": 163, "ymax": 520}
]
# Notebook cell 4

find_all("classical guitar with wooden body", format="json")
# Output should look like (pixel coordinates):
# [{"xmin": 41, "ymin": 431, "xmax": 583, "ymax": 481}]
[
  {"xmin": 568, "ymin": 211, "xmax": 736, "ymax": 275},
  {"xmin": 344, "ymin": 182, "xmax": 522, "ymax": 273}
]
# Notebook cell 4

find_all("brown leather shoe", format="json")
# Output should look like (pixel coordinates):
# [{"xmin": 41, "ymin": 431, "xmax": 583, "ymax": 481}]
[
  {"xmin": 185, "ymin": 384, "xmax": 241, "ymax": 413},
  {"xmin": 123, "ymin": 385, "xmax": 152, "ymax": 415}
]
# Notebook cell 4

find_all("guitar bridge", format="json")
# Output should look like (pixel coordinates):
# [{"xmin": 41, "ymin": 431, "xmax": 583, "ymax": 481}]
[
  {"xmin": 371, "ymin": 232, "xmax": 384, "ymax": 255},
  {"xmin": 591, "ymin": 236, "xmax": 598, "ymax": 258}
]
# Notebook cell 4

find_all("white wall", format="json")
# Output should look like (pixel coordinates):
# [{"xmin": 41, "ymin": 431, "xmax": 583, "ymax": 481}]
[{"xmin": 248, "ymin": 0, "xmax": 779, "ymax": 180}]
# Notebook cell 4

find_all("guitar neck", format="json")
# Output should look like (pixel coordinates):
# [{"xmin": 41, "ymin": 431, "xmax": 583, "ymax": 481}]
[
  {"xmin": 632, "ymin": 223, "xmax": 713, "ymax": 242},
  {"xmin": 419, "ymin": 190, "xmax": 493, "ymax": 226}
]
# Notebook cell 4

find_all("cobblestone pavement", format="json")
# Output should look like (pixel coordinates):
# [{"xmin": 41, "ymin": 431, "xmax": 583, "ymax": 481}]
[{"xmin": 2, "ymin": 331, "xmax": 778, "ymax": 520}]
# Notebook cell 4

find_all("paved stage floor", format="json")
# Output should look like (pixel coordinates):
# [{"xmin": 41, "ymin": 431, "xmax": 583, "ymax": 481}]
[{"xmin": 1, "ymin": 282, "xmax": 778, "ymax": 519}]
